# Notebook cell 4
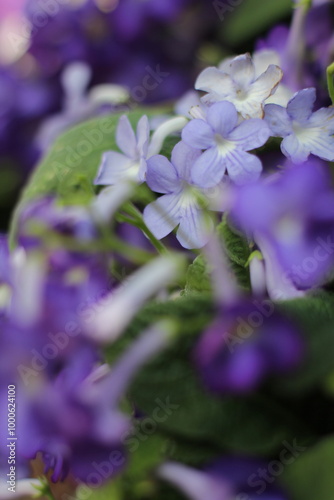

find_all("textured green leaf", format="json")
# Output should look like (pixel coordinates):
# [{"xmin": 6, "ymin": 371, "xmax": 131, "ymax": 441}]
[
  {"xmin": 9, "ymin": 107, "xmax": 173, "ymax": 246},
  {"xmin": 218, "ymin": 215, "xmax": 252, "ymax": 289},
  {"xmin": 184, "ymin": 255, "xmax": 212, "ymax": 295}
]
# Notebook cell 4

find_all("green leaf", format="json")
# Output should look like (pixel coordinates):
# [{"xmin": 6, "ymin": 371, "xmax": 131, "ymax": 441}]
[
  {"xmin": 105, "ymin": 294, "xmax": 309, "ymax": 457},
  {"xmin": 9, "ymin": 107, "xmax": 171, "ymax": 247},
  {"xmin": 218, "ymin": 215, "xmax": 252, "ymax": 289},
  {"xmin": 220, "ymin": 0, "xmax": 292, "ymax": 46},
  {"xmin": 281, "ymin": 435, "xmax": 334, "ymax": 500},
  {"xmin": 184, "ymin": 255, "xmax": 212, "ymax": 295}
]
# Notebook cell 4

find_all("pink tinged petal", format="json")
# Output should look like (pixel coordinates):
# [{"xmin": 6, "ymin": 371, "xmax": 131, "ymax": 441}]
[
  {"xmin": 247, "ymin": 65, "xmax": 283, "ymax": 116},
  {"xmin": 177, "ymin": 206, "xmax": 213, "ymax": 249},
  {"xmin": 281, "ymin": 134, "xmax": 311, "ymax": 163},
  {"xmin": 181, "ymin": 119, "xmax": 215, "ymax": 150},
  {"xmin": 171, "ymin": 141, "xmax": 202, "ymax": 181},
  {"xmin": 264, "ymin": 104, "xmax": 292, "ymax": 137},
  {"xmin": 116, "ymin": 115, "xmax": 137, "ymax": 158},
  {"xmin": 225, "ymin": 150, "xmax": 262, "ymax": 185},
  {"xmin": 206, "ymin": 101, "xmax": 238, "ymax": 136},
  {"xmin": 286, "ymin": 88, "xmax": 316, "ymax": 123},
  {"xmin": 158, "ymin": 462, "xmax": 232, "ymax": 500},
  {"xmin": 228, "ymin": 118, "xmax": 270, "ymax": 151},
  {"xmin": 195, "ymin": 67, "xmax": 236, "ymax": 103},
  {"xmin": 192, "ymin": 147, "xmax": 227, "ymax": 188},
  {"xmin": 309, "ymin": 107, "xmax": 334, "ymax": 133},
  {"xmin": 146, "ymin": 155, "xmax": 180, "ymax": 193},
  {"xmin": 143, "ymin": 194, "xmax": 182, "ymax": 239},
  {"xmin": 136, "ymin": 115, "xmax": 150, "ymax": 157},
  {"xmin": 229, "ymin": 53, "xmax": 255, "ymax": 88},
  {"xmin": 94, "ymin": 151, "xmax": 136, "ymax": 185}
]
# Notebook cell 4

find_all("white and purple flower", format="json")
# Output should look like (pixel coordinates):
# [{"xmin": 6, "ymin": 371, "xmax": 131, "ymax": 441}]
[
  {"xmin": 265, "ymin": 87, "xmax": 334, "ymax": 163},
  {"xmin": 182, "ymin": 101, "xmax": 270, "ymax": 187},
  {"xmin": 143, "ymin": 141, "xmax": 214, "ymax": 249},
  {"xmin": 195, "ymin": 53, "xmax": 283, "ymax": 119}
]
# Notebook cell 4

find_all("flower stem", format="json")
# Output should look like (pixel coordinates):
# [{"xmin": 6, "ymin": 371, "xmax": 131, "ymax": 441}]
[{"xmin": 327, "ymin": 62, "xmax": 334, "ymax": 104}]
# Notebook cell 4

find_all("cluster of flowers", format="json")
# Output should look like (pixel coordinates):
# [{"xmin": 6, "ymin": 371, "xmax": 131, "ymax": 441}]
[{"xmin": 2, "ymin": 2, "xmax": 334, "ymax": 499}]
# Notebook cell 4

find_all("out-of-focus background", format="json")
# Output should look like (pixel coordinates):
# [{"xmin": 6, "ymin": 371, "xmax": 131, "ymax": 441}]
[{"xmin": 0, "ymin": 0, "xmax": 332, "ymax": 231}]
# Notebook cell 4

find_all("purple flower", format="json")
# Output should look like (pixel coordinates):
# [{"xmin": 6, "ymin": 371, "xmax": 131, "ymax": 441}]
[
  {"xmin": 230, "ymin": 159, "xmax": 334, "ymax": 289},
  {"xmin": 17, "ymin": 323, "xmax": 171, "ymax": 483},
  {"xmin": 158, "ymin": 458, "xmax": 288, "ymax": 500},
  {"xmin": 94, "ymin": 115, "xmax": 187, "ymax": 186},
  {"xmin": 193, "ymin": 299, "xmax": 303, "ymax": 394},
  {"xmin": 265, "ymin": 88, "xmax": 334, "ymax": 163},
  {"xmin": 195, "ymin": 54, "xmax": 283, "ymax": 119},
  {"xmin": 95, "ymin": 115, "xmax": 150, "ymax": 185},
  {"xmin": 143, "ymin": 142, "xmax": 214, "ymax": 249},
  {"xmin": 182, "ymin": 101, "xmax": 270, "ymax": 187}
]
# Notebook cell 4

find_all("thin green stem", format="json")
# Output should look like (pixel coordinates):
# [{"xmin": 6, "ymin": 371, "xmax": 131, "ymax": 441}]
[{"xmin": 327, "ymin": 62, "xmax": 334, "ymax": 104}]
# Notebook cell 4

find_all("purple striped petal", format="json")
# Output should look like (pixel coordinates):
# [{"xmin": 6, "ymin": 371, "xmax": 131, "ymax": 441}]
[
  {"xmin": 192, "ymin": 147, "xmax": 226, "ymax": 188},
  {"xmin": 228, "ymin": 118, "xmax": 270, "ymax": 151},
  {"xmin": 286, "ymin": 88, "xmax": 316, "ymax": 124},
  {"xmin": 206, "ymin": 101, "xmax": 238, "ymax": 137},
  {"xmin": 94, "ymin": 152, "xmax": 134, "ymax": 185},
  {"xmin": 182, "ymin": 119, "xmax": 215, "ymax": 150},
  {"xmin": 225, "ymin": 150, "xmax": 262, "ymax": 185},
  {"xmin": 143, "ymin": 194, "xmax": 181, "ymax": 239},
  {"xmin": 146, "ymin": 155, "xmax": 180, "ymax": 193},
  {"xmin": 264, "ymin": 104, "xmax": 292, "ymax": 137}
]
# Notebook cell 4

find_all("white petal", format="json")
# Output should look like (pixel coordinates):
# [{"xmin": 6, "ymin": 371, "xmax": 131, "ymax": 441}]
[
  {"xmin": 116, "ymin": 115, "xmax": 137, "ymax": 157},
  {"xmin": 94, "ymin": 151, "xmax": 137, "ymax": 185},
  {"xmin": 229, "ymin": 53, "xmax": 255, "ymax": 88}
]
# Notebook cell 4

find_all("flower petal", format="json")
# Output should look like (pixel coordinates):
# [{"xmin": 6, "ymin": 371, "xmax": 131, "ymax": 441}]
[
  {"xmin": 247, "ymin": 65, "xmax": 283, "ymax": 114},
  {"xmin": 94, "ymin": 151, "xmax": 134, "ymax": 185},
  {"xmin": 253, "ymin": 49, "xmax": 281, "ymax": 77},
  {"xmin": 177, "ymin": 206, "xmax": 213, "ymax": 249},
  {"xmin": 136, "ymin": 115, "xmax": 150, "ymax": 157},
  {"xmin": 171, "ymin": 141, "xmax": 202, "ymax": 181},
  {"xmin": 264, "ymin": 104, "xmax": 292, "ymax": 137},
  {"xmin": 116, "ymin": 115, "xmax": 137, "ymax": 158},
  {"xmin": 146, "ymin": 155, "xmax": 180, "ymax": 193},
  {"xmin": 181, "ymin": 119, "xmax": 215, "ymax": 150},
  {"xmin": 307, "ymin": 133, "xmax": 334, "ymax": 162},
  {"xmin": 195, "ymin": 67, "xmax": 236, "ymax": 104},
  {"xmin": 280, "ymin": 134, "xmax": 311, "ymax": 163},
  {"xmin": 192, "ymin": 147, "xmax": 227, "ymax": 188},
  {"xmin": 143, "ymin": 194, "xmax": 181, "ymax": 239},
  {"xmin": 286, "ymin": 88, "xmax": 316, "ymax": 123},
  {"xmin": 228, "ymin": 118, "xmax": 270, "ymax": 151},
  {"xmin": 225, "ymin": 150, "xmax": 262, "ymax": 185},
  {"xmin": 206, "ymin": 101, "xmax": 238, "ymax": 136},
  {"xmin": 229, "ymin": 53, "xmax": 255, "ymax": 88},
  {"xmin": 309, "ymin": 107, "xmax": 334, "ymax": 133}
]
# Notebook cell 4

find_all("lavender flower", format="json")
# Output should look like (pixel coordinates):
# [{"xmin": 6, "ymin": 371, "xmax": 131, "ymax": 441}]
[
  {"xmin": 230, "ymin": 159, "xmax": 334, "ymax": 289},
  {"xmin": 195, "ymin": 53, "xmax": 283, "ymax": 119},
  {"xmin": 265, "ymin": 88, "xmax": 334, "ymax": 162},
  {"xmin": 193, "ymin": 299, "xmax": 303, "ymax": 394},
  {"xmin": 143, "ymin": 141, "xmax": 214, "ymax": 249},
  {"xmin": 94, "ymin": 115, "xmax": 187, "ymax": 185},
  {"xmin": 182, "ymin": 101, "xmax": 270, "ymax": 187},
  {"xmin": 158, "ymin": 458, "xmax": 288, "ymax": 500}
]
